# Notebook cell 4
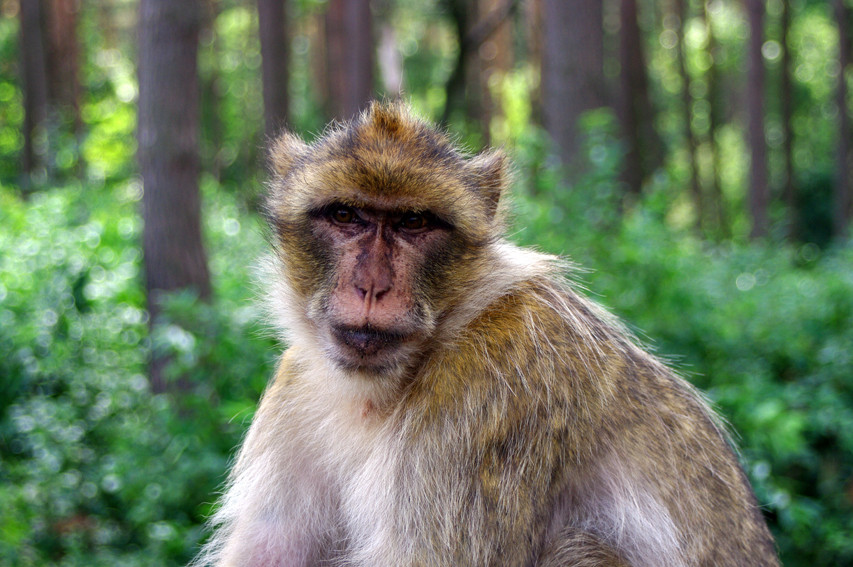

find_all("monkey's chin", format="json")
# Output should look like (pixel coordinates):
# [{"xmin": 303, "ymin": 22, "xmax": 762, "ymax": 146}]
[{"xmin": 328, "ymin": 325, "xmax": 416, "ymax": 376}]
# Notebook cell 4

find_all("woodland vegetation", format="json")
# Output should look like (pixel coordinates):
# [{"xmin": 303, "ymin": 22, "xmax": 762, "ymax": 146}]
[{"xmin": 0, "ymin": 0, "xmax": 851, "ymax": 565}]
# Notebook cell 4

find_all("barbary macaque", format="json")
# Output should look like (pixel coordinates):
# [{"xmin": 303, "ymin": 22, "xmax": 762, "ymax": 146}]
[{"xmin": 192, "ymin": 102, "xmax": 778, "ymax": 566}]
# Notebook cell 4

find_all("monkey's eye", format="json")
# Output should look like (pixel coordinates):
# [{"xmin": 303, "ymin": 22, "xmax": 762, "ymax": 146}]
[
  {"xmin": 399, "ymin": 212, "xmax": 428, "ymax": 231},
  {"xmin": 331, "ymin": 206, "xmax": 357, "ymax": 224}
]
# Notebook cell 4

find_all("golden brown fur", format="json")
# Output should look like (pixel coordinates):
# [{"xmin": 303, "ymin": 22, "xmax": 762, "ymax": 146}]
[{"xmin": 192, "ymin": 102, "xmax": 778, "ymax": 566}]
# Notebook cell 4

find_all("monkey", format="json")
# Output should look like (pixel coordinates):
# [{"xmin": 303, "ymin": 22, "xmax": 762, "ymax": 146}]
[{"xmin": 191, "ymin": 101, "xmax": 779, "ymax": 567}]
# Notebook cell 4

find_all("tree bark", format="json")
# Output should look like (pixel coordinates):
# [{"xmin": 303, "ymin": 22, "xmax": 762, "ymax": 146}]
[
  {"xmin": 258, "ymin": 0, "xmax": 289, "ymax": 140},
  {"xmin": 746, "ymin": 0, "xmax": 768, "ymax": 239},
  {"xmin": 780, "ymin": 0, "xmax": 796, "ymax": 239},
  {"xmin": 618, "ymin": 0, "xmax": 660, "ymax": 195},
  {"xmin": 835, "ymin": 0, "xmax": 851, "ymax": 238},
  {"xmin": 44, "ymin": 0, "xmax": 80, "ymax": 114},
  {"xmin": 541, "ymin": 0, "xmax": 605, "ymax": 172},
  {"xmin": 19, "ymin": 0, "xmax": 50, "ymax": 179},
  {"xmin": 325, "ymin": 0, "xmax": 374, "ymax": 121},
  {"xmin": 476, "ymin": 0, "xmax": 514, "ymax": 142},
  {"xmin": 527, "ymin": 0, "xmax": 543, "ymax": 126},
  {"xmin": 440, "ymin": 0, "xmax": 473, "ymax": 126},
  {"xmin": 674, "ymin": 0, "xmax": 703, "ymax": 229},
  {"xmin": 45, "ymin": 0, "xmax": 83, "ymax": 176},
  {"xmin": 440, "ymin": 0, "xmax": 517, "ymax": 137},
  {"xmin": 703, "ymin": 0, "xmax": 728, "ymax": 238},
  {"xmin": 138, "ymin": 0, "xmax": 211, "ymax": 392}
]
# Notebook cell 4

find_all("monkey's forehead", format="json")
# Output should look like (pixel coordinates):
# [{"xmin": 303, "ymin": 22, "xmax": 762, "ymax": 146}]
[{"xmin": 267, "ymin": 101, "xmax": 505, "ymax": 238}]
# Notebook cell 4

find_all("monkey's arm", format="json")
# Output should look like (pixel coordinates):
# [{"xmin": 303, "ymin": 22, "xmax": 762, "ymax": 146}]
[
  {"xmin": 537, "ymin": 527, "xmax": 631, "ymax": 567},
  {"xmin": 198, "ymin": 350, "xmax": 337, "ymax": 567}
]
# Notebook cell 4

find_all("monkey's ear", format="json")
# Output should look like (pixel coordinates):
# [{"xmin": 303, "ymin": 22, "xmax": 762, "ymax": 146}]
[
  {"xmin": 269, "ymin": 132, "xmax": 309, "ymax": 178},
  {"xmin": 468, "ymin": 150, "xmax": 508, "ymax": 217}
]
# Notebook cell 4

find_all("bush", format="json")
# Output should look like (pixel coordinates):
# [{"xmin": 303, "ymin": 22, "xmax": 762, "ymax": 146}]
[{"xmin": 0, "ymin": 181, "xmax": 273, "ymax": 566}]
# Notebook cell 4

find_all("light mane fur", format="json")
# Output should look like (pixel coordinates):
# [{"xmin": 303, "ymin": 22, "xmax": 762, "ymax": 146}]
[{"xmin": 195, "ymin": 236, "xmax": 702, "ymax": 566}]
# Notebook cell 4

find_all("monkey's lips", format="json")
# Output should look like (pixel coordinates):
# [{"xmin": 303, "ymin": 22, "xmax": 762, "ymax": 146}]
[{"xmin": 329, "ymin": 325, "xmax": 411, "ymax": 370}]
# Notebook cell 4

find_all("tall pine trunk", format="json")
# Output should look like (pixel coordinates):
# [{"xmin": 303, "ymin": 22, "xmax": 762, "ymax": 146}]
[
  {"xmin": 258, "ymin": 0, "xmax": 289, "ymax": 140},
  {"xmin": 541, "ymin": 0, "xmax": 605, "ymax": 173},
  {"xmin": 45, "ymin": 0, "xmax": 81, "ymax": 128},
  {"xmin": 138, "ymin": 0, "xmax": 211, "ymax": 393},
  {"xmin": 325, "ymin": 0, "xmax": 374, "ymax": 121},
  {"xmin": 618, "ymin": 0, "xmax": 660, "ymax": 195},
  {"xmin": 781, "ymin": 0, "xmax": 796, "ymax": 239},
  {"xmin": 674, "ymin": 0, "xmax": 703, "ymax": 230},
  {"xmin": 746, "ymin": 0, "xmax": 769, "ymax": 239},
  {"xmin": 835, "ymin": 0, "xmax": 851, "ymax": 237},
  {"xmin": 703, "ymin": 0, "xmax": 728, "ymax": 238},
  {"xmin": 19, "ymin": 0, "xmax": 50, "ymax": 181}
]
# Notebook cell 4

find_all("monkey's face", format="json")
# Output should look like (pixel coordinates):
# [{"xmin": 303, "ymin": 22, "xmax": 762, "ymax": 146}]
[
  {"xmin": 306, "ymin": 202, "xmax": 452, "ymax": 374},
  {"xmin": 265, "ymin": 102, "xmax": 507, "ymax": 376}
]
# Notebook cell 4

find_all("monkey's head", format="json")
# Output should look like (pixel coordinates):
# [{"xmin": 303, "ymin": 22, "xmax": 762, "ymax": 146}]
[{"xmin": 265, "ymin": 101, "xmax": 508, "ymax": 376}]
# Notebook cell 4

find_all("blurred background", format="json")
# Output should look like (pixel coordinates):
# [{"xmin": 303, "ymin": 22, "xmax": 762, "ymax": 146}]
[{"xmin": 0, "ymin": 0, "xmax": 851, "ymax": 565}]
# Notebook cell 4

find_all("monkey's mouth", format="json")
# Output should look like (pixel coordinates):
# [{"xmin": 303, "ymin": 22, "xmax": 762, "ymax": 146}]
[
  {"xmin": 332, "ymin": 325, "xmax": 405, "ymax": 355},
  {"xmin": 329, "ymin": 325, "xmax": 411, "ymax": 370}
]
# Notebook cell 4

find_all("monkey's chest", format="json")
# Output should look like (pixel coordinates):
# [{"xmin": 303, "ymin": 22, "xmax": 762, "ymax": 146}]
[{"xmin": 316, "ymin": 410, "xmax": 555, "ymax": 565}]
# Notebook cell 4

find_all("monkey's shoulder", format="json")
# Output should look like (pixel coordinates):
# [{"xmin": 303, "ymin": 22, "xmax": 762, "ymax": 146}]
[
  {"xmin": 454, "ymin": 277, "xmax": 627, "ymax": 373},
  {"xmin": 444, "ymin": 277, "xmax": 725, "ymax": 426}
]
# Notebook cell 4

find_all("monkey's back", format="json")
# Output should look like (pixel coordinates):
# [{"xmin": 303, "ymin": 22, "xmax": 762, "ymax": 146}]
[{"xmin": 398, "ymin": 276, "xmax": 778, "ymax": 566}]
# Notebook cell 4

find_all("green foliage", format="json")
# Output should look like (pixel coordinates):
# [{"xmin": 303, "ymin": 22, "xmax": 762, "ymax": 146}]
[{"xmin": 0, "ymin": 182, "xmax": 273, "ymax": 566}]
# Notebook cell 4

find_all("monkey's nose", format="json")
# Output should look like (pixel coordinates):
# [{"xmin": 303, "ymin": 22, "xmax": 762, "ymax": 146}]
[{"xmin": 354, "ymin": 282, "xmax": 390, "ymax": 303}]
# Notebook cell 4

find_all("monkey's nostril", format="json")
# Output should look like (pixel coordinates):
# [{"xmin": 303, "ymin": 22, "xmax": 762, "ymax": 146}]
[{"xmin": 354, "ymin": 285, "xmax": 368, "ymax": 301}]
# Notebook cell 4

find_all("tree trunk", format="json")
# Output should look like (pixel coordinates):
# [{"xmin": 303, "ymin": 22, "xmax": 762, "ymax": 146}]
[
  {"xmin": 138, "ymin": 0, "xmax": 211, "ymax": 393},
  {"xmin": 325, "ymin": 0, "xmax": 374, "ymax": 121},
  {"xmin": 440, "ymin": 0, "xmax": 516, "ymax": 138},
  {"xmin": 527, "ymin": 0, "xmax": 543, "ymax": 126},
  {"xmin": 703, "ymin": 0, "xmax": 728, "ymax": 238},
  {"xmin": 44, "ymin": 0, "xmax": 80, "ymax": 114},
  {"xmin": 835, "ymin": 0, "xmax": 851, "ymax": 238},
  {"xmin": 440, "ymin": 0, "xmax": 473, "ymax": 126},
  {"xmin": 476, "ymin": 0, "xmax": 514, "ymax": 142},
  {"xmin": 45, "ymin": 0, "xmax": 83, "ymax": 176},
  {"xmin": 19, "ymin": 0, "xmax": 50, "ymax": 180},
  {"xmin": 200, "ymin": 0, "xmax": 224, "ymax": 181},
  {"xmin": 673, "ymin": 0, "xmax": 703, "ymax": 230},
  {"xmin": 780, "ymin": 0, "xmax": 796, "ymax": 239},
  {"xmin": 310, "ymin": 12, "xmax": 330, "ymax": 116},
  {"xmin": 746, "ymin": 0, "xmax": 768, "ymax": 239},
  {"xmin": 258, "ymin": 0, "xmax": 289, "ymax": 140},
  {"xmin": 541, "ymin": 0, "xmax": 605, "ymax": 172},
  {"xmin": 618, "ymin": 0, "xmax": 660, "ymax": 195}
]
